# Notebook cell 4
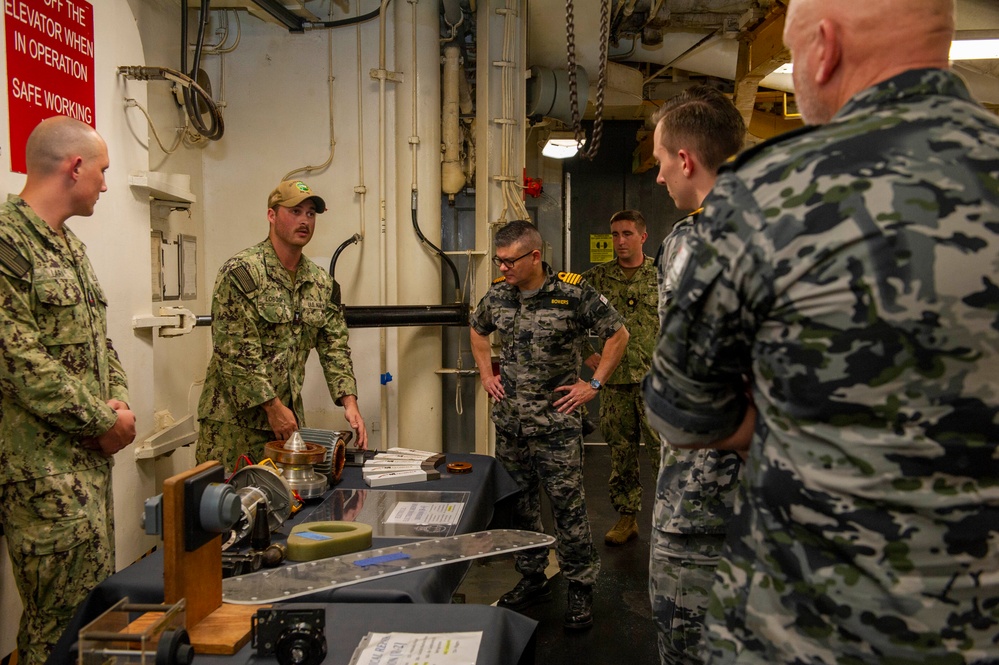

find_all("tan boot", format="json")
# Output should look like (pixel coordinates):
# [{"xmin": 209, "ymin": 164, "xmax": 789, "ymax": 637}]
[{"xmin": 604, "ymin": 514, "xmax": 638, "ymax": 545}]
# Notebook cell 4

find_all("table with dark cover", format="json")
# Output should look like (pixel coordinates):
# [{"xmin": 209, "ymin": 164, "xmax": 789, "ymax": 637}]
[{"xmin": 51, "ymin": 453, "xmax": 530, "ymax": 664}]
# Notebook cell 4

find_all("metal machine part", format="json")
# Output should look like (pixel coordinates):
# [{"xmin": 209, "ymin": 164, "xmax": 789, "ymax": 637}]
[
  {"xmin": 199, "ymin": 482, "xmax": 241, "ymax": 533},
  {"xmin": 221, "ymin": 486, "xmax": 269, "ymax": 550},
  {"xmin": 223, "ymin": 529, "xmax": 556, "ymax": 604},
  {"xmin": 142, "ymin": 470, "xmax": 239, "ymax": 548},
  {"xmin": 265, "ymin": 433, "xmax": 328, "ymax": 500},
  {"xmin": 226, "ymin": 464, "xmax": 295, "ymax": 531},
  {"xmin": 297, "ymin": 428, "xmax": 352, "ymax": 482},
  {"xmin": 252, "ymin": 608, "xmax": 327, "ymax": 665}
]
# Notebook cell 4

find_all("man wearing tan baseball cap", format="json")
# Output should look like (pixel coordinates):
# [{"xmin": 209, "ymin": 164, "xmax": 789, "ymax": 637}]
[
  {"xmin": 267, "ymin": 179, "xmax": 327, "ymax": 213},
  {"xmin": 197, "ymin": 179, "xmax": 366, "ymax": 472}
]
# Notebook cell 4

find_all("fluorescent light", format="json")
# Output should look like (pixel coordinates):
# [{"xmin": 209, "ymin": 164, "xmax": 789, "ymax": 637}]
[
  {"xmin": 774, "ymin": 39, "xmax": 999, "ymax": 74},
  {"xmin": 542, "ymin": 136, "xmax": 584, "ymax": 159},
  {"xmin": 950, "ymin": 39, "xmax": 999, "ymax": 60}
]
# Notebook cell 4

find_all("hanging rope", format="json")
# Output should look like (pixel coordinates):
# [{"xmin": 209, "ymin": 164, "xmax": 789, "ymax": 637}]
[{"xmin": 566, "ymin": 0, "xmax": 610, "ymax": 160}]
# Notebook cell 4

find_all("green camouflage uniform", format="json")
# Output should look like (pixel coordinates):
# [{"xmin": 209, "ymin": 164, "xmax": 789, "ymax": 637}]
[
  {"xmin": 583, "ymin": 257, "xmax": 660, "ymax": 515},
  {"xmin": 644, "ymin": 69, "xmax": 999, "ymax": 664},
  {"xmin": 649, "ymin": 211, "xmax": 743, "ymax": 665},
  {"xmin": 0, "ymin": 195, "xmax": 127, "ymax": 665},
  {"xmin": 197, "ymin": 239, "xmax": 357, "ymax": 471},
  {"xmin": 470, "ymin": 264, "xmax": 624, "ymax": 585}
]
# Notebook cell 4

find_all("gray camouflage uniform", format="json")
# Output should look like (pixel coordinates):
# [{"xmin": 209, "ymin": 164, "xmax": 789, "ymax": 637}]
[
  {"xmin": 0, "ymin": 195, "xmax": 127, "ymax": 665},
  {"xmin": 583, "ymin": 257, "xmax": 661, "ymax": 516},
  {"xmin": 470, "ymin": 264, "xmax": 624, "ymax": 585},
  {"xmin": 649, "ymin": 210, "xmax": 743, "ymax": 665},
  {"xmin": 643, "ymin": 69, "xmax": 999, "ymax": 664},
  {"xmin": 197, "ymin": 239, "xmax": 357, "ymax": 471}
]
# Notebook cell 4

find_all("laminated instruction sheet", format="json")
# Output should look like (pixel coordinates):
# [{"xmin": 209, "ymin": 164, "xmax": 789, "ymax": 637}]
[
  {"xmin": 304, "ymin": 489, "xmax": 470, "ymax": 538},
  {"xmin": 348, "ymin": 631, "xmax": 483, "ymax": 665}
]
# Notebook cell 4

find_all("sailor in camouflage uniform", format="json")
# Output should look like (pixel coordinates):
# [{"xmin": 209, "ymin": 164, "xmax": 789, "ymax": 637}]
[
  {"xmin": 198, "ymin": 180, "xmax": 367, "ymax": 470},
  {"xmin": 470, "ymin": 220, "xmax": 629, "ymax": 630},
  {"xmin": 644, "ymin": 1, "xmax": 999, "ymax": 663},
  {"xmin": 647, "ymin": 85, "xmax": 746, "ymax": 665},
  {"xmin": 0, "ymin": 117, "xmax": 137, "ymax": 665},
  {"xmin": 582, "ymin": 210, "xmax": 660, "ymax": 546}
]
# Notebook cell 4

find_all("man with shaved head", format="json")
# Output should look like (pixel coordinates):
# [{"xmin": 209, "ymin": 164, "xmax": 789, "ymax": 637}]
[
  {"xmin": 643, "ymin": 0, "xmax": 999, "ymax": 662},
  {"xmin": 0, "ymin": 116, "xmax": 135, "ymax": 665}
]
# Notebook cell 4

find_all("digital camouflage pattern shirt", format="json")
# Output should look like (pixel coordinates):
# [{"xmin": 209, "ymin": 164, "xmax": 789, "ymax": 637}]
[
  {"xmin": 650, "ymin": 212, "xmax": 742, "ymax": 539},
  {"xmin": 583, "ymin": 256, "xmax": 657, "ymax": 385},
  {"xmin": 470, "ymin": 263, "xmax": 624, "ymax": 436},
  {"xmin": 198, "ymin": 239, "xmax": 357, "ymax": 431},
  {"xmin": 0, "ymin": 196, "xmax": 128, "ymax": 484},
  {"xmin": 645, "ymin": 69, "xmax": 999, "ymax": 663}
]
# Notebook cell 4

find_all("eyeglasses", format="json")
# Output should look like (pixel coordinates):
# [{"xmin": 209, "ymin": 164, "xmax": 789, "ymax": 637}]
[{"xmin": 491, "ymin": 250, "xmax": 535, "ymax": 269}]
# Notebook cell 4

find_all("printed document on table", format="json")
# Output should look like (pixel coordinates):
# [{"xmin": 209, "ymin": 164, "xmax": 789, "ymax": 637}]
[
  {"xmin": 347, "ymin": 631, "xmax": 483, "ymax": 665},
  {"xmin": 385, "ymin": 501, "xmax": 464, "ymax": 526}
]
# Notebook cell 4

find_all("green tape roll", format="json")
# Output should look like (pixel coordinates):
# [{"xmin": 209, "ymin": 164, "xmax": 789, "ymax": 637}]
[{"xmin": 286, "ymin": 521, "xmax": 373, "ymax": 562}]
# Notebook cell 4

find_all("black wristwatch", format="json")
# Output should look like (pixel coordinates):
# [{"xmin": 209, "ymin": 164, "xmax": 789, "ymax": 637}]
[{"xmin": 589, "ymin": 379, "xmax": 602, "ymax": 391}]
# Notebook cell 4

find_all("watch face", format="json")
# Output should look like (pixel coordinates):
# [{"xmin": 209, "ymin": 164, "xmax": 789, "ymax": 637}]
[{"xmin": 590, "ymin": 379, "xmax": 601, "ymax": 390}]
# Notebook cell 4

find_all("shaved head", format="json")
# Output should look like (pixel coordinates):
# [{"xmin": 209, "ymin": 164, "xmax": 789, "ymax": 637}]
[
  {"xmin": 784, "ymin": 0, "xmax": 954, "ymax": 124},
  {"xmin": 25, "ymin": 116, "xmax": 105, "ymax": 176}
]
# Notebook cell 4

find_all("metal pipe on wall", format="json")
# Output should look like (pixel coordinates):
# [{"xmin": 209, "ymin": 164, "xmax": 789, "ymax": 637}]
[
  {"xmin": 344, "ymin": 305, "xmax": 469, "ymax": 329},
  {"xmin": 395, "ymin": 0, "xmax": 444, "ymax": 452}
]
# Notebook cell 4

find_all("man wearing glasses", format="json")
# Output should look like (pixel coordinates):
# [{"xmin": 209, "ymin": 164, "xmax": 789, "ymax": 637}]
[{"xmin": 470, "ymin": 220, "xmax": 630, "ymax": 630}]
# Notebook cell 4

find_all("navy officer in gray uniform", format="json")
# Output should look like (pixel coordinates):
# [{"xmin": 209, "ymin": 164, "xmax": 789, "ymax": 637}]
[
  {"xmin": 470, "ymin": 220, "xmax": 629, "ymax": 630},
  {"xmin": 643, "ymin": 0, "xmax": 999, "ymax": 663}
]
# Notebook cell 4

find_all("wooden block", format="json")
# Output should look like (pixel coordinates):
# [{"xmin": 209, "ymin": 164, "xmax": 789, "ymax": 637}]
[
  {"xmin": 162, "ymin": 461, "xmax": 224, "ymax": 629},
  {"xmin": 188, "ymin": 603, "xmax": 269, "ymax": 655}
]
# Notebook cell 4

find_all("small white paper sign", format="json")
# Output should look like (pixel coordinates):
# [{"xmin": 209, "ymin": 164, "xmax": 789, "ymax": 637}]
[
  {"xmin": 385, "ymin": 501, "xmax": 465, "ymax": 526},
  {"xmin": 348, "ymin": 631, "xmax": 483, "ymax": 665}
]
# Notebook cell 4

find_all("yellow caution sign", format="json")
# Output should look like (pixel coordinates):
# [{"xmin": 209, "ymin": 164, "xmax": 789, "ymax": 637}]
[{"xmin": 590, "ymin": 234, "xmax": 614, "ymax": 264}]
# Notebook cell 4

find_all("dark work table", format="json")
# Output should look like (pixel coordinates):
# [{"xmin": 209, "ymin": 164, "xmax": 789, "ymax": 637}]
[
  {"xmin": 51, "ymin": 452, "xmax": 528, "ymax": 664},
  {"xmin": 194, "ymin": 603, "xmax": 537, "ymax": 665}
]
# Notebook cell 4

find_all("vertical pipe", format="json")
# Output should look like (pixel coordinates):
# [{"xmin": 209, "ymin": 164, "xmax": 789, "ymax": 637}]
[
  {"xmin": 396, "ymin": 0, "xmax": 444, "ymax": 452},
  {"xmin": 442, "ymin": 46, "xmax": 464, "ymax": 199},
  {"xmin": 377, "ymin": 0, "xmax": 391, "ymax": 448}
]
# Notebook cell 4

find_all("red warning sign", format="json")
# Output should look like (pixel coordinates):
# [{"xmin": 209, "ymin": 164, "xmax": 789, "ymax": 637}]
[{"xmin": 5, "ymin": 0, "xmax": 95, "ymax": 173}]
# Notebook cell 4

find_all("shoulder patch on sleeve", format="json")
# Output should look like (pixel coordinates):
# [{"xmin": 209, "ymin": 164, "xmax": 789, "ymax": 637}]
[
  {"xmin": 229, "ymin": 263, "xmax": 257, "ymax": 293},
  {"xmin": 0, "ymin": 238, "xmax": 30, "ymax": 279},
  {"xmin": 557, "ymin": 271, "xmax": 583, "ymax": 285},
  {"xmin": 492, "ymin": 275, "xmax": 506, "ymax": 284}
]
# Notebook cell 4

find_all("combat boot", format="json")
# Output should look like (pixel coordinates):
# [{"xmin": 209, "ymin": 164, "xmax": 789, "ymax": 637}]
[
  {"xmin": 564, "ymin": 581, "xmax": 593, "ymax": 630},
  {"xmin": 605, "ymin": 513, "xmax": 638, "ymax": 545},
  {"xmin": 497, "ymin": 573, "xmax": 552, "ymax": 611}
]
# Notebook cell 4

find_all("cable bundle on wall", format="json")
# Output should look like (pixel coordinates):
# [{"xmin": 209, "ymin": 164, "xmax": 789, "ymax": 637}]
[{"xmin": 180, "ymin": 0, "xmax": 224, "ymax": 141}]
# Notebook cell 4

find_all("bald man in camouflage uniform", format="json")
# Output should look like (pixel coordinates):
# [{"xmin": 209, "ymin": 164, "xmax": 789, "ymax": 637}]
[
  {"xmin": 582, "ymin": 210, "xmax": 660, "ymax": 546},
  {"xmin": 470, "ymin": 220, "xmax": 629, "ymax": 630},
  {"xmin": 198, "ymin": 180, "xmax": 367, "ymax": 471},
  {"xmin": 0, "ymin": 117, "xmax": 136, "ymax": 665},
  {"xmin": 644, "ymin": 1, "xmax": 999, "ymax": 663}
]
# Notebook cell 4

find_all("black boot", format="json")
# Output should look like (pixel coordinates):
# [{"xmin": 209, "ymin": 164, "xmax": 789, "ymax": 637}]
[
  {"xmin": 498, "ymin": 573, "xmax": 552, "ymax": 611},
  {"xmin": 564, "ymin": 581, "xmax": 593, "ymax": 630}
]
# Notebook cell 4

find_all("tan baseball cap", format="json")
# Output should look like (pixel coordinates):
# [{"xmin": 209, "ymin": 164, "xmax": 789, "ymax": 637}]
[{"xmin": 267, "ymin": 180, "xmax": 327, "ymax": 213}]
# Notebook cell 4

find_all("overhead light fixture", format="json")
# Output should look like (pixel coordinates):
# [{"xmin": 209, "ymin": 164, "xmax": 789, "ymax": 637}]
[
  {"xmin": 542, "ymin": 132, "xmax": 584, "ymax": 159},
  {"xmin": 950, "ymin": 38, "xmax": 999, "ymax": 60},
  {"xmin": 772, "ymin": 38, "xmax": 999, "ymax": 75}
]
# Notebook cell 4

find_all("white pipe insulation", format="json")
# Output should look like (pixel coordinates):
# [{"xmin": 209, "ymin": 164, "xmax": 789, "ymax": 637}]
[{"xmin": 442, "ymin": 45, "xmax": 464, "ymax": 199}]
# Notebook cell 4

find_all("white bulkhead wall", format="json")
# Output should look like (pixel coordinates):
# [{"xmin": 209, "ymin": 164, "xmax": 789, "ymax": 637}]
[
  {"xmin": 0, "ymin": 0, "xmax": 180, "ymax": 652},
  {"xmin": 0, "ymin": 0, "xmax": 525, "ymax": 650}
]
